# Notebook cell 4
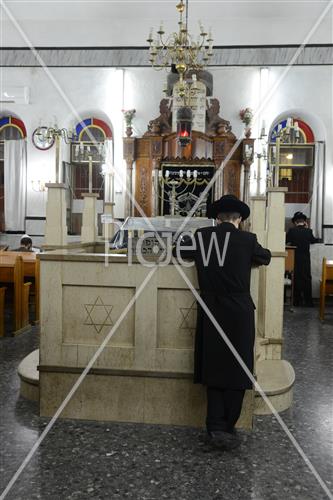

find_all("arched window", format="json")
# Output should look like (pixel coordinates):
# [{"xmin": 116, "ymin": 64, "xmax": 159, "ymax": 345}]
[
  {"xmin": 0, "ymin": 115, "xmax": 27, "ymax": 232},
  {"xmin": 0, "ymin": 116, "xmax": 27, "ymax": 140},
  {"xmin": 269, "ymin": 118, "xmax": 315, "ymax": 203},
  {"xmin": 70, "ymin": 117, "xmax": 112, "ymax": 167},
  {"xmin": 75, "ymin": 118, "xmax": 112, "ymax": 142},
  {"xmin": 68, "ymin": 117, "xmax": 113, "ymax": 235}
]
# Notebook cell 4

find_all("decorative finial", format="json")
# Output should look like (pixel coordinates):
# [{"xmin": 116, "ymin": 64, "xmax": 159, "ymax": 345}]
[{"xmin": 176, "ymin": 1, "xmax": 185, "ymax": 13}]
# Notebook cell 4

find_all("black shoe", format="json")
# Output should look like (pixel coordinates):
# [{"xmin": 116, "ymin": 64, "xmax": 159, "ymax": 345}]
[{"xmin": 206, "ymin": 430, "xmax": 240, "ymax": 450}]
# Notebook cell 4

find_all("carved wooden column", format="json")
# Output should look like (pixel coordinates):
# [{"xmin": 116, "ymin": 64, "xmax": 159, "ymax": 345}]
[
  {"xmin": 151, "ymin": 160, "xmax": 160, "ymax": 216},
  {"xmin": 150, "ymin": 138, "xmax": 163, "ymax": 216},
  {"xmin": 123, "ymin": 137, "xmax": 136, "ymax": 218},
  {"xmin": 213, "ymin": 136, "xmax": 242, "ymax": 200},
  {"xmin": 213, "ymin": 138, "xmax": 225, "ymax": 199}
]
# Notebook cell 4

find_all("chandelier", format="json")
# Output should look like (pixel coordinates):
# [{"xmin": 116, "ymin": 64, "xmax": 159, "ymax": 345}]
[{"xmin": 147, "ymin": 0, "xmax": 214, "ymax": 86}]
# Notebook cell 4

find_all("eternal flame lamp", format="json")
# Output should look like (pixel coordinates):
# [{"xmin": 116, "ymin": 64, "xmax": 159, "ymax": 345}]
[{"xmin": 176, "ymin": 106, "xmax": 193, "ymax": 147}]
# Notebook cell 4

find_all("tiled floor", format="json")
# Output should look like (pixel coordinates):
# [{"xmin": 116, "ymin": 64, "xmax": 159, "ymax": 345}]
[{"xmin": 0, "ymin": 308, "xmax": 332, "ymax": 500}]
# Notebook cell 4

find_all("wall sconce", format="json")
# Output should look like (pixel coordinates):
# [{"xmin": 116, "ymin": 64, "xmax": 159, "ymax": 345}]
[
  {"xmin": 31, "ymin": 179, "xmax": 49, "ymax": 192},
  {"xmin": 176, "ymin": 106, "xmax": 193, "ymax": 148},
  {"xmin": 72, "ymin": 142, "xmax": 105, "ymax": 164}
]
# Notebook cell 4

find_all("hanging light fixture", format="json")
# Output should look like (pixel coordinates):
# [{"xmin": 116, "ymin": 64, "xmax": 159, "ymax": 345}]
[
  {"xmin": 279, "ymin": 168, "xmax": 293, "ymax": 181},
  {"xmin": 147, "ymin": 0, "xmax": 214, "ymax": 89}
]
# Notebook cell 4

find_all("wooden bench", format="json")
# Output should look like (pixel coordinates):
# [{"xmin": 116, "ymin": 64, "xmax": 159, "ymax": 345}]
[
  {"xmin": 319, "ymin": 258, "xmax": 333, "ymax": 320},
  {"xmin": 1, "ymin": 251, "xmax": 40, "ymax": 322},
  {"xmin": 0, "ymin": 253, "xmax": 35, "ymax": 334}
]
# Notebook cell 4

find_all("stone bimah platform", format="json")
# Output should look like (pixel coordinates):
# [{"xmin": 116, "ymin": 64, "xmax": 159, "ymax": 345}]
[{"xmin": 18, "ymin": 200, "xmax": 295, "ymax": 430}]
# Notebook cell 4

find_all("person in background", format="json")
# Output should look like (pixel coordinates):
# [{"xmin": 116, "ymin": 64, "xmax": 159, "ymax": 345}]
[
  {"xmin": 175, "ymin": 195, "xmax": 271, "ymax": 450},
  {"xmin": 286, "ymin": 212, "xmax": 319, "ymax": 307},
  {"xmin": 13, "ymin": 234, "xmax": 41, "ymax": 253}
]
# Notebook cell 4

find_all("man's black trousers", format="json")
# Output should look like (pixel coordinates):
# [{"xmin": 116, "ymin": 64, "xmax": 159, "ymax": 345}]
[{"xmin": 206, "ymin": 387, "xmax": 245, "ymax": 433}]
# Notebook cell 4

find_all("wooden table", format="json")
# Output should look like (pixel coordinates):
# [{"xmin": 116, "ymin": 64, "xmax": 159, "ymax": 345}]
[{"xmin": 0, "ymin": 252, "xmax": 40, "ymax": 334}]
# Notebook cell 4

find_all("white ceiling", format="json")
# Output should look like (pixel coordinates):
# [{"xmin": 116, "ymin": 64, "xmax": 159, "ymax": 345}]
[
  {"xmin": 1, "ymin": 0, "xmax": 332, "ymax": 46},
  {"xmin": 2, "ymin": 0, "xmax": 329, "ymax": 21}
]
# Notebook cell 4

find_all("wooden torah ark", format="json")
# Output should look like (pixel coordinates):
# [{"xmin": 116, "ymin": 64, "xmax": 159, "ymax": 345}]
[{"xmin": 123, "ymin": 109, "xmax": 253, "ymax": 217}]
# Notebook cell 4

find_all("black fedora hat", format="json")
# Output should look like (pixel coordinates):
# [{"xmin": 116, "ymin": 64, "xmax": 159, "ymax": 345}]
[
  {"xmin": 208, "ymin": 194, "xmax": 250, "ymax": 220},
  {"xmin": 292, "ymin": 211, "xmax": 307, "ymax": 223}
]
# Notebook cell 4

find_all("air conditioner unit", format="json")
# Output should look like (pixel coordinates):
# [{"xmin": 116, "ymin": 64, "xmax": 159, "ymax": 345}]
[{"xmin": 0, "ymin": 86, "xmax": 30, "ymax": 104}]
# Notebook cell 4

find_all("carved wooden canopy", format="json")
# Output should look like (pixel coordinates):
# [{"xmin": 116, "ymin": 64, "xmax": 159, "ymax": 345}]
[{"xmin": 123, "ymin": 98, "xmax": 254, "ymax": 217}]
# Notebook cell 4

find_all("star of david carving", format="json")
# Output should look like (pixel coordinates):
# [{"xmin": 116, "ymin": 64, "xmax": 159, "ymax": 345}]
[
  {"xmin": 83, "ymin": 296, "xmax": 113, "ymax": 334},
  {"xmin": 179, "ymin": 300, "xmax": 197, "ymax": 336}
]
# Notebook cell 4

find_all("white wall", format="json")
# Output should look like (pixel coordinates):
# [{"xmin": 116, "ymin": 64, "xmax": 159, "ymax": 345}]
[
  {"xmin": 211, "ymin": 66, "xmax": 333, "ymax": 233},
  {"xmin": 2, "ymin": 64, "xmax": 333, "ymax": 230},
  {"xmin": 2, "ymin": 67, "xmax": 128, "ymax": 218}
]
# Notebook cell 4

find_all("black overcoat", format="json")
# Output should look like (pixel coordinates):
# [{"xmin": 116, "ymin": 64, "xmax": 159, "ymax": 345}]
[
  {"xmin": 179, "ymin": 222, "xmax": 271, "ymax": 390},
  {"xmin": 286, "ymin": 226, "xmax": 318, "ymax": 294}
]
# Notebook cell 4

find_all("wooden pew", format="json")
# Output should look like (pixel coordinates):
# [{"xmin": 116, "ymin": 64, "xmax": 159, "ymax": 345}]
[
  {"xmin": 22, "ymin": 282, "xmax": 32, "ymax": 328},
  {"xmin": 0, "ymin": 287, "xmax": 5, "ymax": 337},
  {"xmin": 1, "ymin": 251, "xmax": 39, "ymax": 322},
  {"xmin": 0, "ymin": 254, "xmax": 24, "ymax": 332},
  {"xmin": 0, "ymin": 253, "xmax": 34, "ymax": 334},
  {"xmin": 319, "ymin": 258, "xmax": 333, "ymax": 320}
]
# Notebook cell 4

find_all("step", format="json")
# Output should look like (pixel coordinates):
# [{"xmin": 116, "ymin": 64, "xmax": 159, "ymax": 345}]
[
  {"xmin": 18, "ymin": 350, "xmax": 296, "ymax": 418},
  {"xmin": 254, "ymin": 359, "xmax": 295, "ymax": 415},
  {"xmin": 18, "ymin": 349, "xmax": 39, "ymax": 401}
]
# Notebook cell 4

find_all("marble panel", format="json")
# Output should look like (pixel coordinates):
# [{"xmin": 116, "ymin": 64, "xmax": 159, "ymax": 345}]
[
  {"xmin": 40, "ymin": 372, "xmax": 145, "ymax": 422},
  {"xmin": 154, "ymin": 348, "xmax": 193, "ymax": 373},
  {"xmin": 157, "ymin": 289, "xmax": 196, "ymax": 349},
  {"xmin": 39, "ymin": 372, "xmax": 253, "ymax": 429},
  {"xmin": 62, "ymin": 285, "xmax": 135, "ymax": 347},
  {"xmin": 61, "ymin": 261, "xmax": 137, "ymax": 288},
  {"xmin": 143, "ymin": 378, "xmax": 206, "ymax": 427}
]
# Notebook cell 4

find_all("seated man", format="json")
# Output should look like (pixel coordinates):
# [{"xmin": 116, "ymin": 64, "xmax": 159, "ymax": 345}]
[{"xmin": 13, "ymin": 234, "xmax": 41, "ymax": 253}]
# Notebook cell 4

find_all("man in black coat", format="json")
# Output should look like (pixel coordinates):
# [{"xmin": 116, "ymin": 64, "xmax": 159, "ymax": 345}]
[
  {"xmin": 286, "ymin": 212, "xmax": 319, "ymax": 307},
  {"xmin": 175, "ymin": 195, "xmax": 271, "ymax": 448}
]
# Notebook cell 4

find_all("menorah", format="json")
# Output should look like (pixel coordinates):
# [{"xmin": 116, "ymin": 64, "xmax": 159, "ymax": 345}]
[{"xmin": 156, "ymin": 168, "xmax": 209, "ymax": 216}]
